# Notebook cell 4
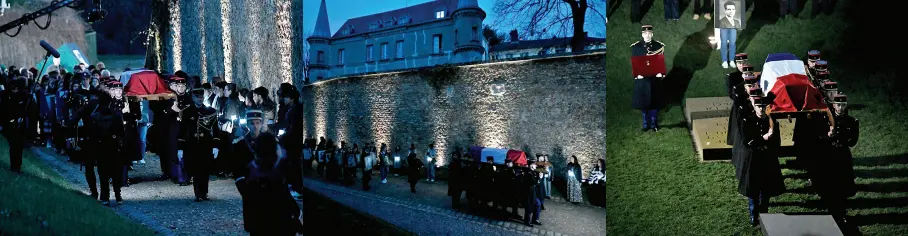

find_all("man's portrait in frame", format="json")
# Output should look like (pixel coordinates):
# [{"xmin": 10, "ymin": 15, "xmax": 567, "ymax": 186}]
[{"xmin": 715, "ymin": 0, "xmax": 746, "ymax": 29}]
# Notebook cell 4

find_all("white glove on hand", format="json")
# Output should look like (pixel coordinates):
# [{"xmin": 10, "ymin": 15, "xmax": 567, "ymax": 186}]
[
  {"xmin": 213, "ymin": 148, "xmax": 220, "ymax": 158},
  {"xmin": 171, "ymin": 100, "xmax": 181, "ymax": 112},
  {"xmin": 177, "ymin": 150, "xmax": 184, "ymax": 161},
  {"xmin": 636, "ymin": 75, "xmax": 644, "ymax": 79},
  {"xmin": 656, "ymin": 73, "xmax": 663, "ymax": 78}
]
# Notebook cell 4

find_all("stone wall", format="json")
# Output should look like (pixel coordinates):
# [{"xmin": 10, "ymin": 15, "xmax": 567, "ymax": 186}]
[
  {"xmin": 302, "ymin": 53, "xmax": 605, "ymax": 179},
  {"xmin": 163, "ymin": 0, "xmax": 304, "ymax": 92}
]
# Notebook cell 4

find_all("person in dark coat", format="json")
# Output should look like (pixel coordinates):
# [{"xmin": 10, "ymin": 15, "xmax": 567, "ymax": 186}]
[
  {"xmin": 276, "ymin": 85, "xmax": 304, "ymax": 195},
  {"xmin": 479, "ymin": 156, "xmax": 497, "ymax": 214},
  {"xmin": 68, "ymin": 78, "xmax": 105, "ymax": 199},
  {"xmin": 91, "ymin": 81, "xmax": 129, "ymax": 206},
  {"xmin": 1, "ymin": 79, "xmax": 39, "ymax": 174},
  {"xmin": 736, "ymin": 92, "xmax": 785, "ymax": 226},
  {"xmin": 496, "ymin": 159, "xmax": 520, "ymax": 218},
  {"xmin": 631, "ymin": 25, "xmax": 666, "ymax": 132},
  {"xmin": 522, "ymin": 165, "xmax": 544, "ymax": 227},
  {"xmin": 815, "ymin": 94, "xmax": 858, "ymax": 224},
  {"xmin": 235, "ymin": 132, "xmax": 302, "ymax": 236},
  {"xmin": 180, "ymin": 87, "xmax": 222, "ymax": 201},
  {"xmin": 463, "ymin": 153, "xmax": 479, "ymax": 212},
  {"xmin": 160, "ymin": 77, "xmax": 191, "ymax": 185},
  {"xmin": 447, "ymin": 148, "xmax": 465, "ymax": 209},
  {"xmin": 407, "ymin": 151, "xmax": 423, "ymax": 193},
  {"xmin": 730, "ymin": 73, "xmax": 757, "ymax": 162}
]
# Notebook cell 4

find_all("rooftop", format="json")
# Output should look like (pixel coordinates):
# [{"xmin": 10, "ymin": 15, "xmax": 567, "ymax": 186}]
[{"xmin": 331, "ymin": 0, "xmax": 467, "ymax": 38}]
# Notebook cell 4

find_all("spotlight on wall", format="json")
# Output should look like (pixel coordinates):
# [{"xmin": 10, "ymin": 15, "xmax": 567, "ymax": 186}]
[{"xmin": 489, "ymin": 82, "xmax": 506, "ymax": 96}]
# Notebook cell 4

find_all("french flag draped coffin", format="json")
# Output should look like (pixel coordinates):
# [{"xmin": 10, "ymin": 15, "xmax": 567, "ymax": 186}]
[
  {"xmin": 119, "ymin": 70, "xmax": 172, "ymax": 96},
  {"xmin": 469, "ymin": 146, "xmax": 528, "ymax": 166},
  {"xmin": 759, "ymin": 53, "xmax": 828, "ymax": 113}
]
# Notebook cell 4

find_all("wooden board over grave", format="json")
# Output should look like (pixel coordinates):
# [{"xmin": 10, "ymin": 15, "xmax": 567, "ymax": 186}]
[
  {"xmin": 691, "ymin": 117, "xmax": 732, "ymax": 162},
  {"xmin": 691, "ymin": 117, "xmax": 798, "ymax": 161},
  {"xmin": 760, "ymin": 213, "xmax": 843, "ymax": 236},
  {"xmin": 684, "ymin": 97, "xmax": 733, "ymax": 126}
]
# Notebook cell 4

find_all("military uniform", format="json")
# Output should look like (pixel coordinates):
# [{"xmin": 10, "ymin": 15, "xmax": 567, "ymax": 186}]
[
  {"xmin": 234, "ymin": 131, "xmax": 302, "ymax": 236},
  {"xmin": 805, "ymin": 50, "xmax": 821, "ymax": 77},
  {"xmin": 522, "ymin": 167, "xmax": 544, "ymax": 227},
  {"xmin": 1, "ymin": 80, "xmax": 39, "ymax": 173},
  {"xmin": 154, "ymin": 77, "xmax": 191, "ymax": 184},
  {"xmin": 495, "ymin": 162, "xmax": 521, "ymax": 217},
  {"xmin": 89, "ymin": 81, "xmax": 128, "ymax": 204},
  {"xmin": 68, "ymin": 83, "xmax": 104, "ymax": 199},
  {"xmin": 179, "ymin": 87, "xmax": 222, "ymax": 201},
  {"xmin": 276, "ymin": 86, "xmax": 304, "ymax": 193},
  {"xmin": 728, "ymin": 68, "xmax": 757, "ymax": 160},
  {"xmin": 815, "ymin": 94, "xmax": 858, "ymax": 222},
  {"xmin": 735, "ymin": 95, "xmax": 786, "ymax": 225},
  {"xmin": 631, "ymin": 25, "xmax": 666, "ymax": 131},
  {"xmin": 448, "ymin": 155, "xmax": 464, "ymax": 209}
]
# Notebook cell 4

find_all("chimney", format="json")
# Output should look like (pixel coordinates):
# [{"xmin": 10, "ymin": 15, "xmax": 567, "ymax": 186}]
[{"xmin": 509, "ymin": 30, "xmax": 519, "ymax": 42}]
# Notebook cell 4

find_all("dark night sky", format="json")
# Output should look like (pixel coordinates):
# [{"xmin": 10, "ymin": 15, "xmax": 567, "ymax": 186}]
[{"xmin": 92, "ymin": 0, "xmax": 153, "ymax": 55}]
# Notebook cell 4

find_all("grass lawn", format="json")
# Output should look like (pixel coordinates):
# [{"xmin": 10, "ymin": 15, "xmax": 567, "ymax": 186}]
[
  {"xmin": 303, "ymin": 187, "xmax": 415, "ymax": 236},
  {"xmin": 0, "ymin": 137, "xmax": 156, "ymax": 235},
  {"xmin": 605, "ymin": 0, "xmax": 908, "ymax": 235}
]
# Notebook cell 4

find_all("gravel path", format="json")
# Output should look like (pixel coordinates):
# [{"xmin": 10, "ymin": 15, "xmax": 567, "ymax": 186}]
[
  {"xmin": 30, "ymin": 147, "xmax": 277, "ymax": 236},
  {"xmin": 304, "ymin": 173, "xmax": 606, "ymax": 236}
]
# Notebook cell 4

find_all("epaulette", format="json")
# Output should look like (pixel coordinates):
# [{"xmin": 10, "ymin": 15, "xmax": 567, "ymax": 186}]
[
  {"xmin": 630, "ymin": 41, "xmax": 640, "ymax": 47},
  {"xmin": 655, "ymin": 40, "xmax": 664, "ymax": 45}
]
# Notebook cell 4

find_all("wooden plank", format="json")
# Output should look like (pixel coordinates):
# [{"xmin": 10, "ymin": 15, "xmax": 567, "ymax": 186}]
[
  {"xmin": 684, "ymin": 97, "xmax": 733, "ymax": 127},
  {"xmin": 692, "ymin": 117, "xmax": 732, "ymax": 162},
  {"xmin": 127, "ymin": 93, "xmax": 175, "ymax": 102}
]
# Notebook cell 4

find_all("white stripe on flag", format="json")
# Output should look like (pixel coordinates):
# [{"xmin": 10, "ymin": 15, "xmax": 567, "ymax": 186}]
[{"xmin": 760, "ymin": 60, "xmax": 807, "ymax": 96}]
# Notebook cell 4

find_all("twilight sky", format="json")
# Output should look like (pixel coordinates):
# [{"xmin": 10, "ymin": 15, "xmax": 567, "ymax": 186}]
[{"xmin": 303, "ymin": 0, "xmax": 605, "ymax": 39}]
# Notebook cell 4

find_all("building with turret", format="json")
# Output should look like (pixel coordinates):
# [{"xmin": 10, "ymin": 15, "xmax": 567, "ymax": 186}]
[{"xmin": 307, "ymin": 0, "xmax": 487, "ymax": 81}]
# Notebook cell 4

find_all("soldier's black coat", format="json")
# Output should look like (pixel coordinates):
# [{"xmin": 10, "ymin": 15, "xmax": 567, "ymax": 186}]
[
  {"xmin": 631, "ymin": 40, "xmax": 666, "ymax": 110},
  {"xmin": 178, "ymin": 104, "xmax": 221, "ymax": 178},
  {"xmin": 734, "ymin": 112, "xmax": 786, "ymax": 198},
  {"xmin": 812, "ymin": 113, "xmax": 859, "ymax": 198}
]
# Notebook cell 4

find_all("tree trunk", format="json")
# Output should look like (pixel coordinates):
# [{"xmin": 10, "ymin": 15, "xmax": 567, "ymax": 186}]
[
  {"xmin": 569, "ymin": 0, "xmax": 588, "ymax": 53},
  {"xmin": 145, "ymin": 0, "xmax": 170, "ymax": 71}
]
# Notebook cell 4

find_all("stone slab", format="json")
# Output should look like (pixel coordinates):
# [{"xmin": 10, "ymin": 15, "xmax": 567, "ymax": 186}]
[
  {"xmin": 760, "ymin": 214, "xmax": 843, "ymax": 236},
  {"xmin": 691, "ymin": 117, "xmax": 797, "ymax": 161},
  {"xmin": 692, "ymin": 117, "xmax": 733, "ymax": 162},
  {"xmin": 684, "ymin": 97, "xmax": 733, "ymax": 126}
]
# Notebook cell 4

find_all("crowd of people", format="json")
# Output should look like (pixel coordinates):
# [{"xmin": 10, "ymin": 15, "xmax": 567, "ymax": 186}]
[
  {"xmin": 301, "ymin": 137, "xmax": 607, "ymax": 227},
  {"xmin": 724, "ymin": 51, "xmax": 859, "ymax": 226},
  {"xmin": 0, "ymin": 63, "xmax": 304, "ymax": 235},
  {"xmin": 630, "ymin": 18, "xmax": 858, "ymax": 227}
]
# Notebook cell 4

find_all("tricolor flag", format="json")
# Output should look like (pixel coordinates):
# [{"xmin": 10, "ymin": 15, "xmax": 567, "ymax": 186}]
[
  {"xmin": 468, "ymin": 146, "xmax": 528, "ymax": 166},
  {"xmin": 759, "ymin": 53, "xmax": 828, "ymax": 113}
]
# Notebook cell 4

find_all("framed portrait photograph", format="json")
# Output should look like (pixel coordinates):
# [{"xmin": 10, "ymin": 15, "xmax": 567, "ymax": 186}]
[{"xmin": 715, "ymin": 0, "xmax": 746, "ymax": 29}]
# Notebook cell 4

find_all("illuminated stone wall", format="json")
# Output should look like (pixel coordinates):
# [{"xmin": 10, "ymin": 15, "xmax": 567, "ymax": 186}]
[
  {"xmin": 163, "ymin": 0, "xmax": 304, "ymax": 92},
  {"xmin": 302, "ymin": 53, "xmax": 605, "ymax": 179}
]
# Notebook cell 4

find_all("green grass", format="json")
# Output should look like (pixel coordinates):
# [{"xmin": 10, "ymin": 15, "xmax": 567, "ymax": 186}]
[
  {"xmin": 0, "ymin": 137, "xmax": 156, "ymax": 236},
  {"xmin": 303, "ymin": 187, "xmax": 415, "ymax": 236},
  {"xmin": 605, "ymin": 0, "xmax": 908, "ymax": 235}
]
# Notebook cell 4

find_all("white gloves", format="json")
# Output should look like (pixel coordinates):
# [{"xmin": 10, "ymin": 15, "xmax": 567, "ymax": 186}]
[
  {"xmin": 656, "ymin": 73, "xmax": 663, "ymax": 78},
  {"xmin": 636, "ymin": 75, "xmax": 644, "ymax": 79},
  {"xmin": 213, "ymin": 148, "xmax": 220, "ymax": 158}
]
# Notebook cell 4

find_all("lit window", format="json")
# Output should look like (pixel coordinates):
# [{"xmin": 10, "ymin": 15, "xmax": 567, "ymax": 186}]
[
  {"xmin": 433, "ymin": 34, "xmax": 442, "ymax": 54},
  {"xmin": 436, "ymin": 11, "xmax": 445, "ymax": 19},
  {"xmin": 396, "ymin": 41, "xmax": 404, "ymax": 58},
  {"xmin": 338, "ymin": 49, "xmax": 345, "ymax": 65},
  {"xmin": 381, "ymin": 43, "xmax": 388, "ymax": 60},
  {"xmin": 366, "ymin": 45, "xmax": 374, "ymax": 61}
]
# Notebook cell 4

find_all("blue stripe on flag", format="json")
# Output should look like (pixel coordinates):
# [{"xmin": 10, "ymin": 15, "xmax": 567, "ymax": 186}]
[{"xmin": 765, "ymin": 53, "xmax": 800, "ymax": 63}]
